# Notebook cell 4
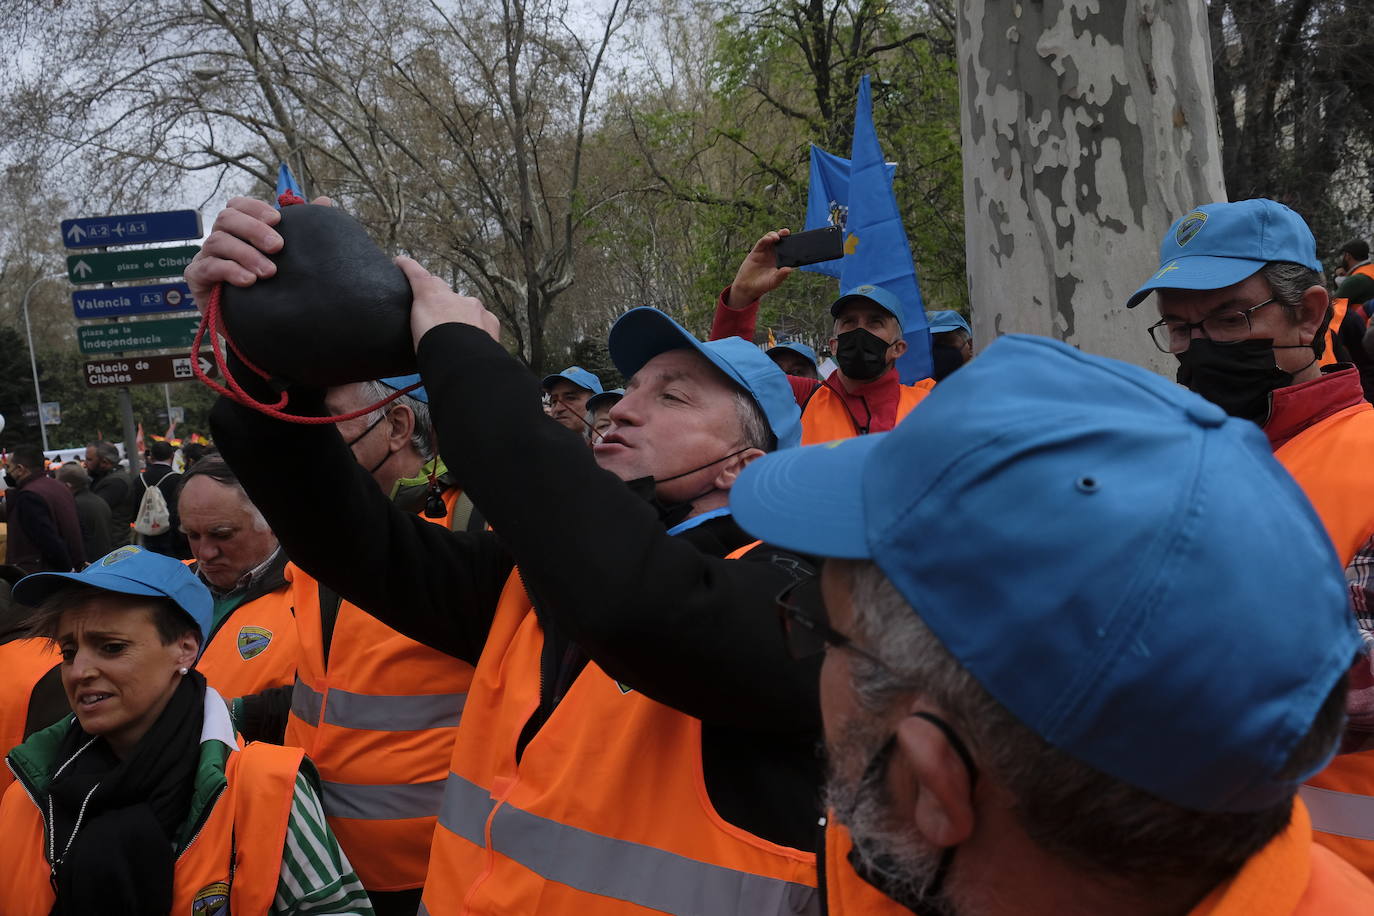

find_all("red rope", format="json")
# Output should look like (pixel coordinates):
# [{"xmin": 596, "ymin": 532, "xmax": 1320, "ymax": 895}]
[{"xmin": 190, "ymin": 191, "xmax": 420, "ymax": 423}]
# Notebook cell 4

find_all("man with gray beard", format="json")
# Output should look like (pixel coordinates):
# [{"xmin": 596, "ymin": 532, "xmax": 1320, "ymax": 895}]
[{"xmin": 732, "ymin": 334, "xmax": 1374, "ymax": 915}]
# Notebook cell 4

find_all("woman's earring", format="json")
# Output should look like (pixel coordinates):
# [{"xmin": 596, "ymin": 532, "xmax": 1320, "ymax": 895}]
[{"xmin": 179, "ymin": 667, "xmax": 189, "ymax": 675}]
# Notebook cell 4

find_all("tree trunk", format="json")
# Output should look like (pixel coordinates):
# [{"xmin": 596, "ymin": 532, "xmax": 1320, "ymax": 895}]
[{"xmin": 957, "ymin": 0, "xmax": 1226, "ymax": 376}]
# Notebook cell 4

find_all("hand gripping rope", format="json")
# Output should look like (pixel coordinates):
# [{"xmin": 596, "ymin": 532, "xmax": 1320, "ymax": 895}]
[{"xmin": 190, "ymin": 190, "xmax": 421, "ymax": 424}]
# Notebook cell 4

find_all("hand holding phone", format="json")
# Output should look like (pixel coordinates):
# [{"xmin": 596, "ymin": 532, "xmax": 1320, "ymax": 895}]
[{"xmin": 774, "ymin": 227, "xmax": 844, "ymax": 269}]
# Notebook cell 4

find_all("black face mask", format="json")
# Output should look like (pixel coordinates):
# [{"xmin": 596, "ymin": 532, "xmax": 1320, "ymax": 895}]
[
  {"xmin": 3, "ymin": 472, "xmax": 17, "ymax": 489},
  {"xmin": 344, "ymin": 411, "xmax": 393, "ymax": 477},
  {"xmin": 835, "ymin": 328, "xmax": 892, "ymax": 382},
  {"xmin": 1174, "ymin": 338, "xmax": 1312, "ymax": 424},
  {"xmin": 930, "ymin": 345, "xmax": 967, "ymax": 382}
]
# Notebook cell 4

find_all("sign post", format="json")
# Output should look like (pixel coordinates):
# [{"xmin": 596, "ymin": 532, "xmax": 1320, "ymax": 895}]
[
  {"xmin": 84, "ymin": 354, "xmax": 218, "ymax": 388},
  {"xmin": 67, "ymin": 246, "xmax": 199, "ymax": 285},
  {"xmin": 61, "ymin": 210, "xmax": 202, "ymax": 249},
  {"xmin": 77, "ymin": 317, "xmax": 200, "ymax": 355}
]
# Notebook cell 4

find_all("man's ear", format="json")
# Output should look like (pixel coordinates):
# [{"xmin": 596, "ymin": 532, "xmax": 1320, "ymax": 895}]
[
  {"xmin": 889, "ymin": 336, "xmax": 909, "ymax": 360},
  {"xmin": 892, "ymin": 711, "xmax": 976, "ymax": 849},
  {"xmin": 387, "ymin": 404, "xmax": 417, "ymax": 453},
  {"xmin": 1296, "ymin": 285, "xmax": 1331, "ymax": 347},
  {"xmin": 714, "ymin": 448, "xmax": 767, "ymax": 491}
]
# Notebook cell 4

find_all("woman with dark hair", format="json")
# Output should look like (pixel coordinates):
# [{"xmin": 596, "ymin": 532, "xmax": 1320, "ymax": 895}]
[{"xmin": 0, "ymin": 545, "xmax": 372, "ymax": 915}]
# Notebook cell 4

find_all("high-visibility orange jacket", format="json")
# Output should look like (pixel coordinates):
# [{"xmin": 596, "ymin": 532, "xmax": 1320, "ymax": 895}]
[
  {"xmin": 1327, "ymin": 263, "xmax": 1374, "ymax": 366},
  {"xmin": 285, "ymin": 490, "xmax": 474, "ymax": 894},
  {"xmin": 0, "ymin": 638, "xmax": 59, "ymax": 796},
  {"xmin": 1188, "ymin": 800, "xmax": 1374, "ymax": 914},
  {"xmin": 1273, "ymin": 395, "xmax": 1374, "ymax": 879},
  {"xmin": 801, "ymin": 380, "xmax": 933, "ymax": 445},
  {"xmin": 0, "ymin": 739, "xmax": 301, "ymax": 915},
  {"xmin": 420, "ymin": 561, "xmax": 820, "ymax": 915},
  {"xmin": 197, "ymin": 580, "xmax": 299, "ymax": 700},
  {"xmin": 820, "ymin": 801, "xmax": 1374, "ymax": 915}
]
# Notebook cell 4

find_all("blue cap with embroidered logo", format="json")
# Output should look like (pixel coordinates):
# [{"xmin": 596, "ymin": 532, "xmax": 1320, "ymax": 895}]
[
  {"xmin": 831, "ymin": 284, "xmax": 905, "ymax": 327},
  {"xmin": 731, "ymin": 333, "xmax": 1355, "ymax": 813},
  {"xmin": 1126, "ymin": 199, "xmax": 1323, "ymax": 309},
  {"xmin": 541, "ymin": 366, "xmax": 603, "ymax": 395},
  {"xmin": 608, "ymin": 307, "xmax": 801, "ymax": 451},
  {"xmin": 13, "ymin": 545, "xmax": 214, "ymax": 643},
  {"xmin": 379, "ymin": 374, "xmax": 428, "ymax": 404}
]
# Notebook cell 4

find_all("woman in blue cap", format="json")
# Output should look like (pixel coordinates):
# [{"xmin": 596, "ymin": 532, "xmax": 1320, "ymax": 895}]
[{"xmin": 0, "ymin": 545, "xmax": 373, "ymax": 915}]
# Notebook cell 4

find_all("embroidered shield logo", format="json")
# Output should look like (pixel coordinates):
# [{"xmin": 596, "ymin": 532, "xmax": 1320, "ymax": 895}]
[
  {"xmin": 191, "ymin": 881, "xmax": 229, "ymax": 915},
  {"xmin": 236, "ymin": 625, "xmax": 273, "ymax": 660},
  {"xmin": 1175, "ymin": 211, "xmax": 1208, "ymax": 247},
  {"xmin": 100, "ymin": 545, "xmax": 142, "ymax": 566}
]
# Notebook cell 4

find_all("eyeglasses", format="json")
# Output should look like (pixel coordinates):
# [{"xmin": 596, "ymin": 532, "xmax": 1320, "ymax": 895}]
[
  {"xmin": 1146, "ymin": 297, "xmax": 1279, "ymax": 353},
  {"xmin": 775, "ymin": 575, "xmax": 888, "ymax": 667}
]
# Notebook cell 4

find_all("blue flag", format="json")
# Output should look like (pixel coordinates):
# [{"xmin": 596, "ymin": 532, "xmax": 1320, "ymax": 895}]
[
  {"xmin": 838, "ymin": 76, "xmax": 932, "ymax": 382},
  {"xmin": 800, "ymin": 146, "xmax": 896, "ymax": 279},
  {"xmin": 276, "ymin": 163, "xmax": 304, "ymax": 207}
]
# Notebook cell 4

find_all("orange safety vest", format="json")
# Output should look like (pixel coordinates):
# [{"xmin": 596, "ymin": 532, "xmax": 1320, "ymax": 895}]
[
  {"xmin": 1275, "ymin": 401, "xmax": 1374, "ymax": 880},
  {"xmin": 1328, "ymin": 263, "xmax": 1374, "ymax": 367},
  {"xmin": 801, "ymin": 379, "xmax": 933, "ymax": 445},
  {"xmin": 197, "ymin": 582, "xmax": 300, "ymax": 700},
  {"xmin": 285, "ymin": 485, "xmax": 475, "ymax": 894},
  {"xmin": 822, "ymin": 819, "xmax": 912, "ymax": 915},
  {"xmin": 0, "ymin": 639, "xmax": 60, "ymax": 797},
  {"xmin": 0, "ymin": 741, "xmax": 302, "ymax": 915},
  {"xmin": 421, "ymin": 548, "xmax": 819, "ymax": 915}
]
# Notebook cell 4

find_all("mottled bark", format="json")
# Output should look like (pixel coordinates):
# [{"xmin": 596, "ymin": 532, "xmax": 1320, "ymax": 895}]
[{"xmin": 958, "ymin": 0, "xmax": 1226, "ymax": 375}]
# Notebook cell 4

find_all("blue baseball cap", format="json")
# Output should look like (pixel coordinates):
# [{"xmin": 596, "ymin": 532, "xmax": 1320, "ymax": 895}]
[
  {"xmin": 766, "ymin": 341, "xmax": 819, "ymax": 369},
  {"xmin": 1127, "ymin": 199, "xmax": 1323, "ymax": 308},
  {"xmin": 831, "ymin": 284, "xmax": 905, "ymax": 327},
  {"xmin": 541, "ymin": 366, "xmax": 603, "ymax": 395},
  {"xmin": 13, "ymin": 545, "xmax": 214, "ymax": 643},
  {"xmin": 732, "ymin": 333, "xmax": 1355, "ymax": 813},
  {"xmin": 608, "ymin": 308, "xmax": 802, "ymax": 451},
  {"xmin": 380, "ymin": 374, "xmax": 428, "ymax": 404},
  {"xmin": 586, "ymin": 388, "xmax": 625, "ymax": 415},
  {"xmin": 925, "ymin": 309, "xmax": 971, "ymax": 336}
]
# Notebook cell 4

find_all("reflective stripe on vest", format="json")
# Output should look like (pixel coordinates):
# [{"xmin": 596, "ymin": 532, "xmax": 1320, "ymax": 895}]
[
  {"xmin": 323, "ymin": 777, "xmax": 449, "ymax": 821},
  {"xmin": 438, "ymin": 770, "xmax": 820, "ymax": 915},
  {"xmin": 293, "ymin": 677, "xmax": 466, "ymax": 732},
  {"xmin": 1300, "ymin": 785, "xmax": 1374, "ymax": 842}
]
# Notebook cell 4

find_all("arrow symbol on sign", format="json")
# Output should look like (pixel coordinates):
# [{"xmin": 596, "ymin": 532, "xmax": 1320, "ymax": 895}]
[
  {"xmin": 72, "ymin": 260, "xmax": 92, "ymax": 279},
  {"xmin": 197, "ymin": 356, "xmax": 213, "ymax": 374},
  {"xmin": 66, "ymin": 224, "xmax": 87, "ymax": 243}
]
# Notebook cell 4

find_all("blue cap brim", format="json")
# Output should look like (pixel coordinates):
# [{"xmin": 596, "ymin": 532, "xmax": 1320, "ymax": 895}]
[
  {"xmin": 731, "ymin": 434, "xmax": 884, "ymax": 559},
  {"xmin": 13, "ymin": 569, "xmax": 172, "ymax": 608},
  {"xmin": 1126, "ymin": 256, "xmax": 1267, "ymax": 308},
  {"xmin": 610, "ymin": 309, "xmax": 733, "ymax": 388}
]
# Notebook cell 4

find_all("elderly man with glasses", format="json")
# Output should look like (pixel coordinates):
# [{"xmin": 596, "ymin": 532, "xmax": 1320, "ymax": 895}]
[{"xmin": 1128, "ymin": 198, "xmax": 1374, "ymax": 882}]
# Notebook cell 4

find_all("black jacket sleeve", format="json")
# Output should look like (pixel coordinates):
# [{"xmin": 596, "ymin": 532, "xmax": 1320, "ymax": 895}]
[
  {"xmin": 208, "ymin": 377, "xmax": 514, "ymax": 666},
  {"xmin": 418, "ymin": 324, "xmax": 820, "ymax": 733}
]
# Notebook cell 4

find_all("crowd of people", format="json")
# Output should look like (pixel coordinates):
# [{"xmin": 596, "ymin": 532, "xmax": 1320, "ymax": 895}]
[{"xmin": 1, "ymin": 195, "xmax": 1374, "ymax": 915}]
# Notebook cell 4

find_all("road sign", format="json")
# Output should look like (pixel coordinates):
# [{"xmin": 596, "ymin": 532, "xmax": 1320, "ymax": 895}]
[
  {"xmin": 77, "ymin": 317, "xmax": 201, "ymax": 355},
  {"xmin": 67, "ymin": 245, "xmax": 199, "ymax": 285},
  {"xmin": 84, "ymin": 353, "xmax": 218, "ymax": 389},
  {"xmin": 72, "ymin": 281, "xmax": 195, "ymax": 320},
  {"xmin": 20, "ymin": 403, "xmax": 61, "ymax": 426},
  {"xmin": 61, "ymin": 210, "xmax": 202, "ymax": 250}
]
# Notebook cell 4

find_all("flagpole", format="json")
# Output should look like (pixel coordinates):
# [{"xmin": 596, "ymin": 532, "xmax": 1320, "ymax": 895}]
[{"xmin": 20, "ymin": 273, "xmax": 64, "ymax": 453}]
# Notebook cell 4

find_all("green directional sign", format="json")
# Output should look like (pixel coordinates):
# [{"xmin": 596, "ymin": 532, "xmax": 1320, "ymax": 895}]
[
  {"xmin": 77, "ymin": 316, "xmax": 201, "ymax": 355},
  {"xmin": 66, "ymin": 245, "xmax": 199, "ymax": 285}
]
